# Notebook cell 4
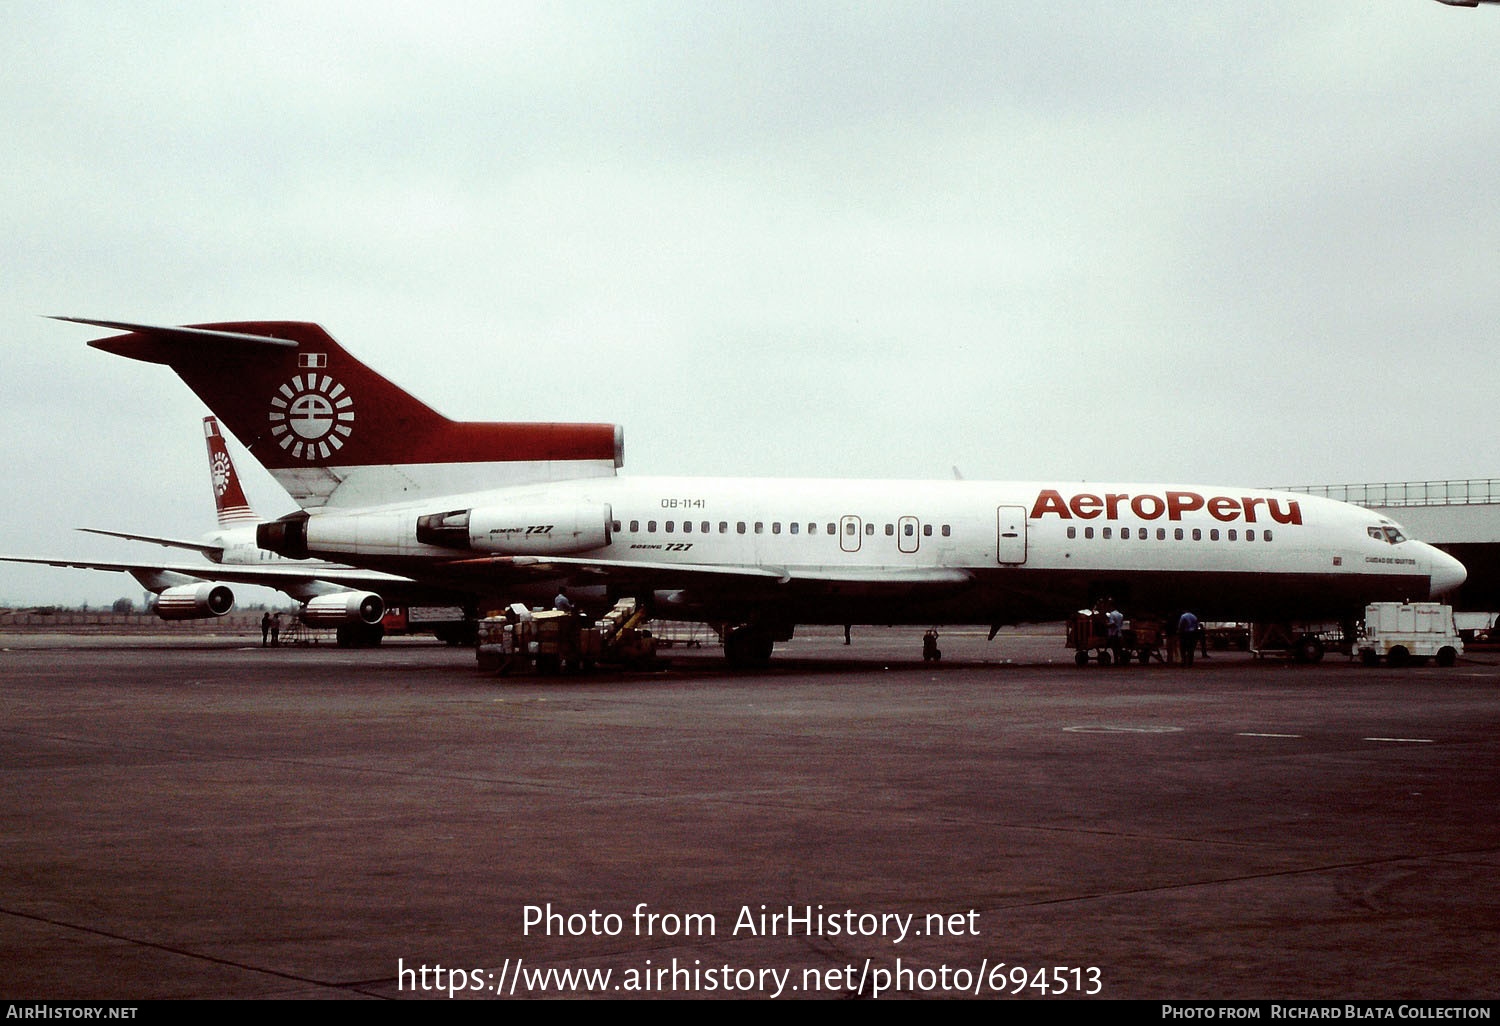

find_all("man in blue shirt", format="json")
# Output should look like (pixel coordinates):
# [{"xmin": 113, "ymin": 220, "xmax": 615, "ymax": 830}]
[{"xmin": 1177, "ymin": 611, "xmax": 1200, "ymax": 667}]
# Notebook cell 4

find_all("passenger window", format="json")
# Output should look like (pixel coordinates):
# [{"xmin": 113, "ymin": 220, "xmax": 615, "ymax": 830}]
[
  {"xmin": 701, "ymin": 521, "xmax": 710, "ymax": 533},
  {"xmin": 1192, "ymin": 528, "xmax": 1201, "ymax": 541},
  {"xmin": 665, "ymin": 521, "xmax": 674, "ymax": 533},
  {"xmin": 845, "ymin": 523, "xmax": 856, "ymax": 536},
  {"xmin": 1246, "ymin": 530, "xmax": 1256, "ymax": 541},
  {"xmin": 1210, "ymin": 529, "xmax": 1219, "ymax": 541},
  {"xmin": 865, "ymin": 523, "xmax": 874, "ymax": 535},
  {"xmin": 1067, "ymin": 526, "xmax": 1077, "ymax": 539},
  {"xmin": 755, "ymin": 522, "xmax": 764, "ymax": 534},
  {"xmin": 923, "ymin": 525, "xmax": 932, "ymax": 537},
  {"xmin": 630, "ymin": 520, "xmax": 639, "ymax": 532},
  {"xmin": 682, "ymin": 521, "xmax": 691, "ymax": 533},
  {"xmin": 790, "ymin": 522, "xmax": 799, "ymax": 535},
  {"xmin": 885, "ymin": 524, "xmax": 894, "ymax": 536},
  {"xmin": 772, "ymin": 522, "xmax": 781, "ymax": 534},
  {"xmin": 718, "ymin": 521, "xmax": 728, "ymax": 533},
  {"xmin": 737, "ymin": 522, "xmax": 746, "ymax": 534},
  {"xmin": 942, "ymin": 525, "xmax": 951, "ymax": 537},
  {"xmin": 648, "ymin": 521, "xmax": 657, "ymax": 533},
  {"xmin": 1084, "ymin": 527, "xmax": 1094, "ymax": 539},
  {"xmin": 904, "ymin": 523, "xmax": 914, "ymax": 537},
  {"xmin": 1102, "ymin": 527, "xmax": 1112, "ymax": 539},
  {"xmin": 1228, "ymin": 530, "xmax": 1237, "ymax": 541},
  {"xmin": 1156, "ymin": 528, "xmax": 1165, "ymax": 540},
  {"xmin": 1265, "ymin": 530, "xmax": 1273, "ymax": 542},
  {"xmin": 611, "ymin": 520, "xmax": 621, "ymax": 533},
  {"xmin": 1174, "ymin": 529, "xmax": 1184, "ymax": 541}
]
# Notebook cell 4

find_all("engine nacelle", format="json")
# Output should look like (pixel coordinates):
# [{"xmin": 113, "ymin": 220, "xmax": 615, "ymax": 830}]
[
  {"xmin": 416, "ymin": 503, "xmax": 612, "ymax": 554},
  {"xmin": 257, "ymin": 513, "xmax": 309, "ymax": 560},
  {"xmin": 300, "ymin": 592, "xmax": 386, "ymax": 627},
  {"xmin": 155, "ymin": 583, "xmax": 234, "ymax": 620}
]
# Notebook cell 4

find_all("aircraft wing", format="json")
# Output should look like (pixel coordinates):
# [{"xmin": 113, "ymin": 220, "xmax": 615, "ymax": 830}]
[
  {"xmin": 0, "ymin": 554, "xmax": 440, "ymax": 605},
  {"xmin": 439, "ymin": 554, "xmax": 975, "ymax": 600}
]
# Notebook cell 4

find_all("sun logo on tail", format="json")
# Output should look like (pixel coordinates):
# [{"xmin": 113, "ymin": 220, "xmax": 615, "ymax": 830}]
[
  {"xmin": 268, "ymin": 365, "xmax": 355, "ymax": 460},
  {"xmin": 210, "ymin": 451, "xmax": 233, "ymax": 495}
]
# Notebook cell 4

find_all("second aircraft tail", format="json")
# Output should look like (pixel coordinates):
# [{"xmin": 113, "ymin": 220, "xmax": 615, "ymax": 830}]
[{"xmin": 203, "ymin": 416, "xmax": 258, "ymax": 527}]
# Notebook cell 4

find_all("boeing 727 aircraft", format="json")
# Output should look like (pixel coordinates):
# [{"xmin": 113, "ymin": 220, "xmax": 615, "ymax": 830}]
[
  {"xmin": 54, "ymin": 316, "xmax": 1466, "ymax": 666},
  {"xmin": 3, "ymin": 415, "xmax": 465, "ymax": 645}
]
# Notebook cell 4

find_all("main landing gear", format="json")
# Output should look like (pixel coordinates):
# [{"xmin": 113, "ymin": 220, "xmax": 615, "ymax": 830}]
[{"xmin": 723, "ymin": 625, "xmax": 775, "ymax": 669}]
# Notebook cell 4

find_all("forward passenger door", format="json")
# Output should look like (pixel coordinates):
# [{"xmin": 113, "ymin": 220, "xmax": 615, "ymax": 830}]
[{"xmin": 997, "ymin": 506, "xmax": 1027, "ymax": 564}]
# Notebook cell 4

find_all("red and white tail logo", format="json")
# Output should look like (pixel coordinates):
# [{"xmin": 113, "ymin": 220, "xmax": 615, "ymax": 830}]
[
  {"xmin": 204, "ymin": 417, "xmax": 258, "ymax": 527},
  {"xmin": 69, "ymin": 318, "xmax": 623, "ymax": 510}
]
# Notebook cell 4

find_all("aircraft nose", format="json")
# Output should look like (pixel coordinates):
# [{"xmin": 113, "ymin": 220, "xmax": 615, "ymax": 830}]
[{"xmin": 1426, "ymin": 546, "xmax": 1467, "ymax": 598}]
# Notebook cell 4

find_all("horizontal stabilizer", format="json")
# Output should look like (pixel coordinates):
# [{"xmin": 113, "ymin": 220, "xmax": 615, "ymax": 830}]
[
  {"xmin": 77, "ymin": 528, "xmax": 224, "ymax": 558},
  {"xmin": 51, "ymin": 316, "xmax": 299, "ymax": 352},
  {"xmin": 59, "ymin": 316, "xmax": 624, "ymax": 509}
]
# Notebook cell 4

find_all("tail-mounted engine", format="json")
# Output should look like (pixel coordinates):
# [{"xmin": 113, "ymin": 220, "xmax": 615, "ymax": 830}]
[
  {"xmin": 155, "ymin": 583, "xmax": 234, "ymax": 620},
  {"xmin": 257, "ymin": 512, "xmax": 309, "ymax": 560},
  {"xmin": 416, "ymin": 503, "xmax": 612, "ymax": 555}
]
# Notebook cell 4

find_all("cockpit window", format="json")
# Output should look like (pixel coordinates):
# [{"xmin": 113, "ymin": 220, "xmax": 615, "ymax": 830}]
[{"xmin": 1368, "ymin": 525, "xmax": 1407, "ymax": 545}]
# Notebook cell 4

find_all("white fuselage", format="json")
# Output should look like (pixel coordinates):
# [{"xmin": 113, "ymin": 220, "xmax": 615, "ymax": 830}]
[{"xmin": 290, "ymin": 476, "xmax": 1464, "ymax": 626}]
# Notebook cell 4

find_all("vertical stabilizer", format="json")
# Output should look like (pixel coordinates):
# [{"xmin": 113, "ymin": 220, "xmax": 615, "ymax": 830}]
[
  {"xmin": 204, "ymin": 417, "xmax": 258, "ymax": 527},
  {"xmin": 61, "ymin": 318, "xmax": 624, "ymax": 509}
]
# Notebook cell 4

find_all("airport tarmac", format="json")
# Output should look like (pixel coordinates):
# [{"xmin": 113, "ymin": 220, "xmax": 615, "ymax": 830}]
[{"xmin": 2, "ymin": 625, "xmax": 1498, "ymax": 1000}]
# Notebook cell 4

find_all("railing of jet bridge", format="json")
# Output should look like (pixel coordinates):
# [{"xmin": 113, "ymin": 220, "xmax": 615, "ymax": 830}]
[{"xmin": 1279, "ymin": 479, "xmax": 1500, "ymax": 508}]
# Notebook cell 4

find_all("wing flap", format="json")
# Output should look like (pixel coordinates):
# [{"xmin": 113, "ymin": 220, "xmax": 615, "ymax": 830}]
[{"xmin": 438, "ymin": 555, "xmax": 974, "ymax": 598}]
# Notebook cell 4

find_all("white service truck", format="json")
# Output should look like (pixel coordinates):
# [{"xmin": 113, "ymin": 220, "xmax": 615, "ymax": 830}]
[{"xmin": 1354, "ymin": 602, "xmax": 1463, "ymax": 667}]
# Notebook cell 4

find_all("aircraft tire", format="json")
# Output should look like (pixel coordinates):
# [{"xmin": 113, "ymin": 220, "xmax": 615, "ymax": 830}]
[{"xmin": 724, "ymin": 626, "xmax": 773, "ymax": 669}]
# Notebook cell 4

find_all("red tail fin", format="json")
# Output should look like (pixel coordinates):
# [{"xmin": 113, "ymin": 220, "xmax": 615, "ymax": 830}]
[
  {"xmin": 63, "ymin": 318, "xmax": 623, "ymax": 508},
  {"xmin": 203, "ymin": 417, "xmax": 257, "ymax": 527}
]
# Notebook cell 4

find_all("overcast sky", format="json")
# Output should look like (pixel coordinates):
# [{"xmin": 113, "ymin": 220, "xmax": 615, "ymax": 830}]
[{"xmin": 2, "ymin": 1, "xmax": 1496, "ymax": 606}]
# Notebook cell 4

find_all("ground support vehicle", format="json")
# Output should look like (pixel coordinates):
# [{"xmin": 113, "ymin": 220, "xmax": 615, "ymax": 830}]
[
  {"xmin": 1249, "ymin": 621, "xmax": 1353, "ymax": 664},
  {"xmin": 1122, "ymin": 618, "xmax": 1166, "ymax": 664},
  {"xmin": 1066, "ymin": 611, "xmax": 1110, "ymax": 665},
  {"xmin": 1205, "ymin": 622, "xmax": 1251, "ymax": 651},
  {"xmin": 652, "ymin": 621, "xmax": 711, "ymax": 648},
  {"xmin": 1354, "ymin": 602, "xmax": 1462, "ymax": 667},
  {"xmin": 1067, "ymin": 611, "xmax": 1166, "ymax": 666},
  {"xmin": 476, "ymin": 599, "xmax": 659, "ymax": 675},
  {"xmin": 1457, "ymin": 612, "xmax": 1500, "ymax": 651}
]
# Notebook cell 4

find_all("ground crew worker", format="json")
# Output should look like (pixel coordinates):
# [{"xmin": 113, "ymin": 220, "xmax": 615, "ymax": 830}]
[
  {"xmin": 554, "ymin": 588, "xmax": 573, "ymax": 613},
  {"xmin": 1177, "ymin": 610, "xmax": 1200, "ymax": 667},
  {"xmin": 261, "ymin": 612, "xmax": 272, "ymax": 647},
  {"xmin": 1104, "ymin": 600, "xmax": 1125, "ymax": 665},
  {"xmin": 923, "ymin": 629, "xmax": 940, "ymax": 662},
  {"xmin": 270, "ymin": 612, "xmax": 281, "ymax": 647}
]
